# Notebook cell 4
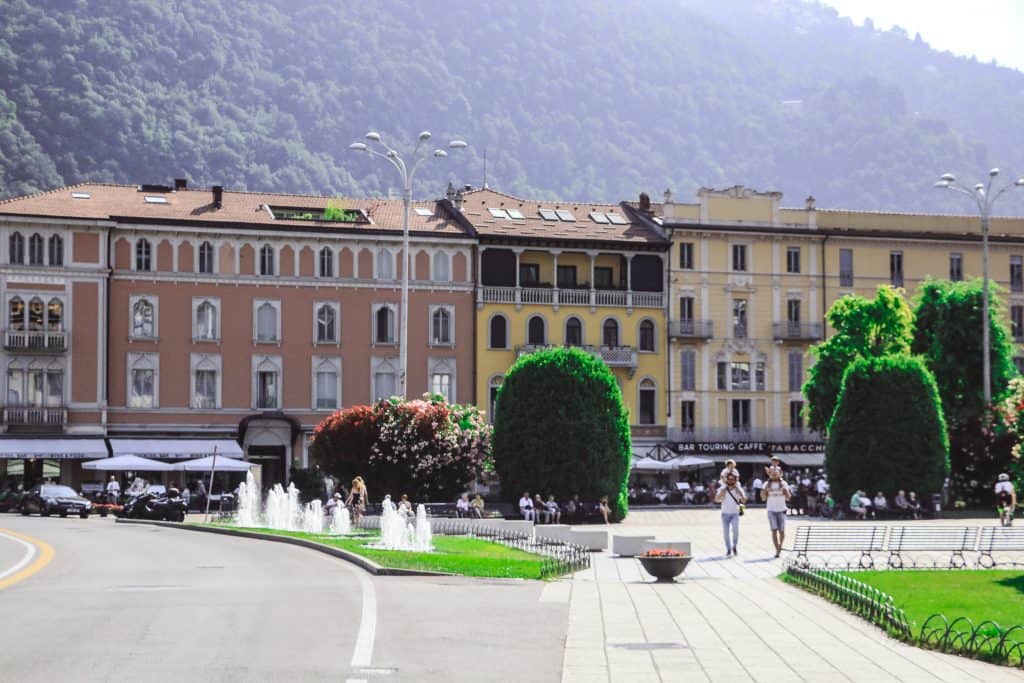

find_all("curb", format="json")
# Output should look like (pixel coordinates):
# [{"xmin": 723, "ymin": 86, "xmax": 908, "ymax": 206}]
[{"xmin": 115, "ymin": 518, "xmax": 450, "ymax": 577}]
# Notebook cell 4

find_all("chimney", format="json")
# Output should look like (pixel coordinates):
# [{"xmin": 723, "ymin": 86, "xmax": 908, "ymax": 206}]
[
  {"xmin": 174, "ymin": 178, "xmax": 188, "ymax": 190},
  {"xmin": 805, "ymin": 195, "xmax": 816, "ymax": 210},
  {"xmin": 638, "ymin": 192, "xmax": 651, "ymax": 214},
  {"xmin": 212, "ymin": 185, "xmax": 223, "ymax": 208},
  {"xmin": 453, "ymin": 190, "xmax": 464, "ymax": 211},
  {"xmin": 446, "ymin": 181, "xmax": 456, "ymax": 202}
]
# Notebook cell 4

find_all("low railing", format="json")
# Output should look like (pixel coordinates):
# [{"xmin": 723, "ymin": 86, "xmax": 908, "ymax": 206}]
[
  {"xmin": 520, "ymin": 287, "xmax": 554, "ymax": 304},
  {"xmin": 4, "ymin": 330, "xmax": 69, "ymax": 352},
  {"xmin": 3, "ymin": 406, "xmax": 67, "ymax": 426},
  {"xmin": 631, "ymin": 292, "xmax": 663, "ymax": 308},
  {"xmin": 595, "ymin": 289, "xmax": 627, "ymax": 307},
  {"xmin": 668, "ymin": 320, "xmax": 713, "ymax": 339},
  {"xmin": 480, "ymin": 286, "xmax": 516, "ymax": 303},
  {"xmin": 784, "ymin": 562, "xmax": 911, "ymax": 638},
  {"xmin": 919, "ymin": 615, "xmax": 1024, "ymax": 667},
  {"xmin": 667, "ymin": 426, "xmax": 825, "ymax": 444},
  {"xmin": 772, "ymin": 322, "xmax": 824, "ymax": 341},
  {"xmin": 558, "ymin": 288, "xmax": 590, "ymax": 306},
  {"xmin": 597, "ymin": 345, "xmax": 637, "ymax": 367}
]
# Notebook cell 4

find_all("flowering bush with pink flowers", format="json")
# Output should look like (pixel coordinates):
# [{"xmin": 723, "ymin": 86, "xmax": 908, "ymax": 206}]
[
  {"xmin": 994, "ymin": 377, "xmax": 1024, "ymax": 494},
  {"xmin": 309, "ymin": 394, "xmax": 492, "ymax": 500}
]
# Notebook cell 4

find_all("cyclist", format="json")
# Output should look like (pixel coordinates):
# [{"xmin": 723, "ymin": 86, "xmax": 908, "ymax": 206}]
[{"xmin": 995, "ymin": 473, "xmax": 1017, "ymax": 527}]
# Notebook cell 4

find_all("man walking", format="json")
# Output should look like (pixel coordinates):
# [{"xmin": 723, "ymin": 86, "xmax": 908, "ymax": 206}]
[
  {"xmin": 105, "ymin": 475, "xmax": 120, "ymax": 504},
  {"xmin": 761, "ymin": 467, "xmax": 792, "ymax": 558},
  {"xmin": 714, "ymin": 471, "xmax": 746, "ymax": 557}
]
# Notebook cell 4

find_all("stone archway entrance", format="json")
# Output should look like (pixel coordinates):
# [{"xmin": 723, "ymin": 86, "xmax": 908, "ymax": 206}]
[{"xmin": 239, "ymin": 414, "xmax": 299, "ymax": 488}]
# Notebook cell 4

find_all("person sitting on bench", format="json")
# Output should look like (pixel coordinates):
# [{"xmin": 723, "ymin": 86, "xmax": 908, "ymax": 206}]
[
  {"xmin": 849, "ymin": 490, "xmax": 867, "ymax": 520},
  {"xmin": 518, "ymin": 491, "xmax": 535, "ymax": 521}
]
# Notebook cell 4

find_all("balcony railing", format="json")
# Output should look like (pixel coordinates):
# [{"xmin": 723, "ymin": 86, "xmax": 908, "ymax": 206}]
[
  {"xmin": 4, "ymin": 330, "xmax": 69, "ymax": 352},
  {"xmin": 479, "ymin": 286, "xmax": 662, "ymax": 309},
  {"xmin": 516, "ymin": 344, "xmax": 638, "ymax": 370},
  {"xmin": 669, "ymin": 320, "xmax": 713, "ymax": 339},
  {"xmin": 772, "ymin": 322, "xmax": 823, "ymax": 341},
  {"xmin": 667, "ymin": 426, "xmax": 825, "ymax": 444},
  {"xmin": 3, "ymin": 406, "xmax": 67, "ymax": 427}
]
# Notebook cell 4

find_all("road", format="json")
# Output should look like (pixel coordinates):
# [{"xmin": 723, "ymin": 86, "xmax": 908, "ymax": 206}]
[{"xmin": 0, "ymin": 515, "xmax": 568, "ymax": 682}]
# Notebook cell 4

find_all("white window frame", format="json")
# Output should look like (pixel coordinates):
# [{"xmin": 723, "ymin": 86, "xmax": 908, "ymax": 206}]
[
  {"xmin": 372, "ymin": 303, "xmax": 398, "ymax": 346},
  {"xmin": 127, "ymin": 352, "xmax": 159, "ymax": 409},
  {"xmin": 197, "ymin": 241, "xmax": 216, "ymax": 274},
  {"xmin": 48, "ymin": 234, "xmax": 64, "ymax": 267},
  {"xmin": 488, "ymin": 313, "xmax": 510, "ymax": 350},
  {"xmin": 253, "ymin": 299, "xmax": 282, "ymax": 344},
  {"xmin": 637, "ymin": 377, "xmax": 657, "ymax": 425},
  {"xmin": 318, "ymin": 246, "xmax": 335, "ymax": 279},
  {"xmin": 312, "ymin": 356, "xmax": 342, "ymax": 411},
  {"xmin": 134, "ymin": 238, "xmax": 153, "ymax": 272},
  {"xmin": 259, "ymin": 243, "xmax": 276, "ymax": 276},
  {"xmin": 429, "ymin": 304, "xmax": 455, "ymax": 347},
  {"xmin": 251, "ymin": 355, "xmax": 282, "ymax": 410},
  {"xmin": 432, "ymin": 250, "xmax": 451, "ymax": 282},
  {"xmin": 376, "ymin": 248, "xmax": 395, "ymax": 280},
  {"xmin": 370, "ymin": 356, "xmax": 398, "ymax": 401},
  {"xmin": 637, "ymin": 318, "xmax": 656, "ymax": 353},
  {"xmin": 129, "ymin": 295, "xmax": 158, "ymax": 340},
  {"xmin": 190, "ymin": 353, "xmax": 222, "ymax": 409},
  {"xmin": 314, "ymin": 301, "xmax": 341, "ymax": 345},
  {"xmin": 192, "ymin": 297, "xmax": 221, "ymax": 343},
  {"xmin": 487, "ymin": 374, "xmax": 503, "ymax": 423},
  {"xmin": 427, "ymin": 357, "xmax": 457, "ymax": 403}
]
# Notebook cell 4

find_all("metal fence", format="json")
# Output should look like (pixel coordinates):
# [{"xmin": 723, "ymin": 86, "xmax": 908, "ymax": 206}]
[{"xmin": 919, "ymin": 615, "xmax": 1024, "ymax": 667}]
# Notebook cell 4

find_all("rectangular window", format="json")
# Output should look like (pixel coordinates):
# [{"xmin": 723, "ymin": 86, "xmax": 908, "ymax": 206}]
[
  {"xmin": 730, "ymin": 362, "xmax": 751, "ymax": 391},
  {"xmin": 839, "ymin": 248, "xmax": 853, "ymax": 287},
  {"xmin": 316, "ymin": 304, "xmax": 337, "ymax": 343},
  {"xmin": 129, "ymin": 369, "xmax": 154, "ymax": 408},
  {"xmin": 519, "ymin": 263, "xmax": 540, "ymax": 286},
  {"xmin": 679, "ymin": 296, "xmax": 694, "ymax": 321},
  {"xmin": 890, "ymin": 251, "xmax": 904, "ymax": 287},
  {"xmin": 431, "ymin": 373, "xmax": 453, "ymax": 402},
  {"xmin": 731, "ymin": 399, "xmax": 751, "ymax": 433},
  {"xmin": 374, "ymin": 370, "xmax": 396, "ymax": 400},
  {"xmin": 199, "ymin": 243, "xmax": 215, "ymax": 274},
  {"xmin": 790, "ymin": 401, "xmax": 804, "ymax": 432},
  {"xmin": 717, "ymin": 361, "xmax": 727, "ymax": 390},
  {"xmin": 1012, "ymin": 255, "xmax": 1023, "ymax": 293},
  {"xmin": 256, "ymin": 302, "xmax": 279, "ymax": 343},
  {"xmin": 755, "ymin": 361, "xmax": 765, "ymax": 391},
  {"xmin": 679, "ymin": 401, "xmax": 696, "ymax": 431},
  {"xmin": 556, "ymin": 265, "xmax": 577, "ymax": 288},
  {"xmin": 639, "ymin": 387, "xmax": 656, "ymax": 425},
  {"xmin": 256, "ymin": 371, "xmax": 278, "ymax": 409},
  {"xmin": 194, "ymin": 369, "xmax": 217, "ymax": 409},
  {"xmin": 316, "ymin": 370, "xmax": 338, "ymax": 409},
  {"xmin": 949, "ymin": 253, "xmax": 963, "ymax": 282},
  {"xmin": 430, "ymin": 307, "xmax": 452, "ymax": 345},
  {"xmin": 732, "ymin": 244, "xmax": 747, "ymax": 272},
  {"xmin": 789, "ymin": 351, "xmax": 804, "ymax": 392},
  {"xmin": 732, "ymin": 299, "xmax": 747, "ymax": 338},
  {"xmin": 786, "ymin": 247, "xmax": 800, "ymax": 274},
  {"xmin": 1013, "ymin": 305, "xmax": 1024, "ymax": 342},
  {"xmin": 680, "ymin": 350, "xmax": 696, "ymax": 391},
  {"xmin": 679, "ymin": 242, "xmax": 694, "ymax": 270},
  {"xmin": 594, "ymin": 267, "xmax": 613, "ymax": 289},
  {"xmin": 787, "ymin": 299, "xmax": 801, "ymax": 324}
]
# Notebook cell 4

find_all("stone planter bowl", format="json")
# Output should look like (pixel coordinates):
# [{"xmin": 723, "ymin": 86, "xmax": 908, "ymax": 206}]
[{"xmin": 638, "ymin": 555, "xmax": 692, "ymax": 583}]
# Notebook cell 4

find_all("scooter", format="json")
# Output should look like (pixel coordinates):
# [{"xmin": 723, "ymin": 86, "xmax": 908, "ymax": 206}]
[{"xmin": 119, "ymin": 487, "xmax": 187, "ymax": 522}]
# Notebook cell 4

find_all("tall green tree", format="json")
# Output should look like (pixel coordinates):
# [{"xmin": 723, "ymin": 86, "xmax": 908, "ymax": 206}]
[
  {"xmin": 803, "ymin": 286, "xmax": 914, "ymax": 433},
  {"xmin": 826, "ymin": 355, "xmax": 949, "ymax": 504}
]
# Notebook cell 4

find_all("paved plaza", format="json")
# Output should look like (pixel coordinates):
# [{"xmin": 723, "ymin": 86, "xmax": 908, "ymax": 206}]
[{"xmin": 556, "ymin": 508, "xmax": 1024, "ymax": 683}]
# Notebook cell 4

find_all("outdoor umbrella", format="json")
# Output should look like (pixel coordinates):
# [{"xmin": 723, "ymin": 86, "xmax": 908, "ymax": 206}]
[
  {"xmin": 172, "ymin": 455, "xmax": 252, "ymax": 472},
  {"xmin": 676, "ymin": 455, "xmax": 714, "ymax": 469},
  {"xmin": 82, "ymin": 454, "xmax": 175, "ymax": 471}
]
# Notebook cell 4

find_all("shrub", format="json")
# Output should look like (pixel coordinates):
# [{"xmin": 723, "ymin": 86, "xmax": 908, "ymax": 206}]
[
  {"xmin": 492, "ymin": 347, "xmax": 631, "ymax": 519},
  {"xmin": 826, "ymin": 355, "xmax": 949, "ymax": 505}
]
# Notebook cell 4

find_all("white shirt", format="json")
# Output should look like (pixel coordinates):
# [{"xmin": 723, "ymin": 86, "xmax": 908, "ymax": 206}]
[
  {"xmin": 764, "ymin": 479, "xmax": 790, "ymax": 512},
  {"xmin": 106, "ymin": 480, "xmax": 120, "ymax": 494},
  {"xmin": 719, "ymin": 484, "xmax": 746, "ymax": 514},
  {"xmin": 519, "ymin": 496, "xmax": 533, "ymax": 510},
  {"xmin": 816, "ymin": 479, "xmax": 828, "ymax": 495},
  {"xmin": 873, "ymin": 495, "xmax": 887, "ymax": 508},
  {"xmin": 752, "ymin": 478, "xmax": 763, "ymax": 490},
  {"xmin": 995, "ymin": 481, "xmax": 1014, "ymax": 495},
  {"xmin": 456, "ymin": 498, "xmax": 470, "ymax": 511}
]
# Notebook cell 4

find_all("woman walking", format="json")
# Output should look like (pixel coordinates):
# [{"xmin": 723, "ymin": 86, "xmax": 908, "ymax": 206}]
[{"xmin": 346, "ymin": 476, "xmax": 368, "ymax": 525}]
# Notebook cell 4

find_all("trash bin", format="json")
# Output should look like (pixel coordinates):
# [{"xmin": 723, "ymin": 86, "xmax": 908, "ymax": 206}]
[{"xmin": 930, "ymin": 493, "xmax": 942, "ymax": 518}]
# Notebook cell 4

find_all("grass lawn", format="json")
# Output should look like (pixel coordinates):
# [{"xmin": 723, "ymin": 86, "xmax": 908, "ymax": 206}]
[
  {"xmin": 840, "ymin": 569, "xmax": 1024, "ymax": 630},
  {"xmin": 201, "ymin": 525, "xmax": 545, "ymax": 579}
]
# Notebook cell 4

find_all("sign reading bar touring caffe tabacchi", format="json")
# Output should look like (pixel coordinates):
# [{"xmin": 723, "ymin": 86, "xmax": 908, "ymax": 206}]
[{"xmin": 673, "ymin": 442, "xmax": 823, "ymax": 455}]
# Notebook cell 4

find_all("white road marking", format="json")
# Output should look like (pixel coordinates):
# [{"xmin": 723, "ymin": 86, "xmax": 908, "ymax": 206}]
[
  {"xmin": 0, "ymin": 530, "xmax": 37, "ymax": 582},
  {"xmin": 349, "ymin": 566, "xmax": 377, "ymax": 668}
]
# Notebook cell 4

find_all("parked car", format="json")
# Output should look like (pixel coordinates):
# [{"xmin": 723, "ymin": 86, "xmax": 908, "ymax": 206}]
[{"xmin": 20, "ymin": 484, "xmax": 92, "ymax": 518}]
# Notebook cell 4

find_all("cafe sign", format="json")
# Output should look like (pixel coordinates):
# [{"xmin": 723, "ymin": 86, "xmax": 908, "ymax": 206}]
[{"xmin": 674, "ymin": 441, "xmax": 824, "ymax": 455}]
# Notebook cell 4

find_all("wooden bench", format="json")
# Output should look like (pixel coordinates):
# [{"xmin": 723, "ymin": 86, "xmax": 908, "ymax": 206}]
[
  {"xmin": 791, "ymin": 525, "xmax": 886, "ymax": 568},
  {"xmin": 885, "ymin": 526, "xmax": 978, "ymax": 568},
  {"xmin": 978, "ymin": 526, "xmax": 1024, "ymax": 567}
]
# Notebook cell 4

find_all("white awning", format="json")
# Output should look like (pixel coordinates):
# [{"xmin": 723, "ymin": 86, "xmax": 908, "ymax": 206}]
[
  {"xmin": 0, "ymin": 438, "xmax": 108, "ymax": 460},
  {"xmin": 632, "ymin": 458, "xmax": 678, "ymax": 472},
  {"xmin": 82, "ymin": 455, "xmax": 175, "ymax": 472},
  {"xmin": 775, "ymin": 452, "xmax": 825, "ymax": 468},
  {"xmin": 173, "ymin": 455, "xmax": 253, "ymax": 472},
  {"xmin": 109, "ymin": 439, "xmax": 243, "ymax": 459}
]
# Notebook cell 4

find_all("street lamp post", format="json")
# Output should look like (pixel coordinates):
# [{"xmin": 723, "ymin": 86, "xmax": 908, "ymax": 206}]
[
  {"xmin": 935, "ymin": 168, "xmax": 1024, "ymax": 405},
  {"xmin": 350, "ymin": 131, "xmax": 467, "ymax": 399}
]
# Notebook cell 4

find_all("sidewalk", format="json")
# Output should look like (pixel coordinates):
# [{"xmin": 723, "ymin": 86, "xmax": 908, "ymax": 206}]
[{"xmin": 558, "ymin": 509, "xmax": 1024, "ymax": 683}]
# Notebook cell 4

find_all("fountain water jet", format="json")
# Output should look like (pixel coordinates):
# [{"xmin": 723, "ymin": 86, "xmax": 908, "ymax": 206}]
[{"xmin": 373, "ymin": 495, "xmax": 433, "ymax": 551}]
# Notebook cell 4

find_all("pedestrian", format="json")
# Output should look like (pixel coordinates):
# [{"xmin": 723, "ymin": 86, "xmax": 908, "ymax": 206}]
[
  {"xmin": 761, "ymin": 467, "xmax": 792, "ymax": 558},
  {"xmin": 346, "ymin": 476, "xmax": 368, "ymax": 525},
  {"xmin": 751, "ymin": 474, "xmax": 763, "ymax": 506},
  {"xmin": 105, "ymin": 475, "xmax": 121, "ymax": 504},
  {"xmin": 714, "ymin": 471, "xmax": 747, "ymax": 557}
]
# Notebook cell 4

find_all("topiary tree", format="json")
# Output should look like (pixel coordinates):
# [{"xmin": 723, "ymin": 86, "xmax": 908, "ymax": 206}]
[
  {"xmin": 493, "ymin": 347, "xmax": 631, "ymax": 519},
  {"xmin": 825, "ymin": 355, "xmax": 949, "ymax": 506}
]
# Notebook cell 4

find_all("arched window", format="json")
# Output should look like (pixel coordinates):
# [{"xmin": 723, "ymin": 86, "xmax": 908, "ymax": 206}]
[
  {"xmin": 135, "ymin": 239, "xmax": 152, "ymax": 271},
  {"xmin": 46, "ymin": 299, "xmax": 63, "ymax": 331},
  {"xmin": 48, "ymin": 235, "xmax": 63, "ymax": 266},
  {"xmin": 602, "ymin": 319, "xmax": 619, "ymax": 347},
  {"xmin": 255, "ymin": 357, "xmax": 280, "ymax": 409},
  {"xmin": 639, "ymin": 320, "xmax": 655, "ymax": 352},
  {"xmin": 316, "ymin": 304, "xmax": 337, "ymax": 343},
  {"xmin": 9, "ymin": 232, "xmax": 24, "ymax": 264},
  {"xmin": 432, "ymin": 251, "xmax": 450, "ymax": 282},
  {"xmin": 198, "ymin": 241, "xmax": 215, "ymax": 274},
  {"xmin": 375, "ymin": 306, "xmax": 395, "ymax": 344},
  {"xmin": 195, "ymin": 301, "xmax": 217, "ymax": 340},
  {"xmin": 373, "ymin": 359, "xmax": 396, "ymax": 400},
  {"xmin": 8, "ymin": 298, "xmax": 24, "ymax": 330},
  {"xmin": 488, "ymin": 375, "xmax": 504, "ymax": 423},
  {"xmin": 527, "ymin": 316, "xmax": 546, "ymax": 345},
  {"xmin": 314, "ymin": 358, "xmax": 340, "ymax": 409},
  {"xmin": 431, "ymin": 307, "xmax": 451, "ymax": 345},
  {"xmin": 376, "ymin": 249, "xmax": 394, "ymax": 279},
  {"xmin": 28, "ymin": 234, "xmax": 44, "ymax": 265},
  {"xmin": 638, "ymin": 378, "xmax": 657, "ymax": 425},
  {"xmin": 256, "ymin": 302, "xmax": 278, "ymax": 342},
  {"xmin": 259, "ymin": 244, "xmax": 275, "ymax": 276},
  {"xmin": 489, "ymin": 315, "xmax": 508, "ymax": 349},
  {"xmin": 319, "ymin": 247, "xmax": 334, "ymax": 278},
  {"xmin": 565, "ymin": 317, "xmax": 583, "ymax": 346},
  {"xmin": 132, "ymin": 299, "xmax": 155, "ymax": 338},
  {"xmin": 28, "ymin": 297, "xmax": 44, "ymax": 331}
]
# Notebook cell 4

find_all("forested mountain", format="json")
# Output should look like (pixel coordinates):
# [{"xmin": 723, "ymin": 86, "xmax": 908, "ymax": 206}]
[{"xmin": 2, "ymin": 0, "xmax": 1023, "ymax": 213}]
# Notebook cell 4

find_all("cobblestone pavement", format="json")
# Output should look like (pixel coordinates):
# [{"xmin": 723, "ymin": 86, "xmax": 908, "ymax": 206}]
[{"xmin": 555, "ymin": 508, "xmax": 1024, "ymax": 683}]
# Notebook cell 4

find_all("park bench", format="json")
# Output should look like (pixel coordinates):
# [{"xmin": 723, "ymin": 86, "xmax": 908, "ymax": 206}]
[
  {"xmin": 978, "ymin": 526, "xmax": 1024, "ymax": 567},
  {"xmin": 791, "ymin": 525, "xmax": 886, "ymax": 568},
  {"xmin": 885, "ymin": 526, "xmax": 978, "ymax": 569}
]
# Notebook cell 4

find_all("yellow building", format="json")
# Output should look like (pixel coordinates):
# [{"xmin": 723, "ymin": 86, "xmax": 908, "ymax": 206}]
[
  {"xmin": 453, "ymin": 189, "xmax": 669, "ymax": 450},
  {"xmin": 661, "ymin": 185, "xmax": 1024, "ymax": 469}
]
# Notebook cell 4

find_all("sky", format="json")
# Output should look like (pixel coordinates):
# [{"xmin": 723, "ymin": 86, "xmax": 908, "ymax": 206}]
[{"xmin": 816, "ymin": 0, "xmax": 1024, "ymax": 72}]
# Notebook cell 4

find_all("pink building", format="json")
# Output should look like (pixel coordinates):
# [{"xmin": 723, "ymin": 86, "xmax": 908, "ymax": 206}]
[{"xmin": 0, "ymin": 181, "xmax": 475, "ymax": 487}]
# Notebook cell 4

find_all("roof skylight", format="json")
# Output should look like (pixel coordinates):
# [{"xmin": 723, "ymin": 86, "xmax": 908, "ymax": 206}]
[
  {"xmin": 539, "ymin": 208, "xmax": 559, "ymax": 221},
  {"xmin": 488, "ymin": 207, "xmax": 510, "ymax": 219},
  {"xmin": 71, "ymin": 192, "xmax": 91, "ymax": 199},
  {"xmin": 606, "ymin": 213, "xmax": 628, "ymax": 224},
  {"xmin": 144, "ymin": 196, "xmax": 169, "ymax": 204},
  {"xmin": 555, "ymin": 209, "xmax": 575, "ymax": 221},
  {"xmin": 589, "ymin": 212, "xmax": 609, "ymax": 224},
  {"xmin": 507, "ymin": 209, "xmax": 525, "ymax": 219},
  {"xmin": 414, "ymin": 207, "xmax": 433, "ymax": 217}
]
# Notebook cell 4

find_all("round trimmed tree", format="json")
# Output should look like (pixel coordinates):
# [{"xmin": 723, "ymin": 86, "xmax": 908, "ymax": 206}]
[
  {"xmin": 826, "ymin": 354, "xmax": 949, "ymax": 505},
  {"xmin": 493, "ymin": 347, "xmax": 631, "ymax": 519}
]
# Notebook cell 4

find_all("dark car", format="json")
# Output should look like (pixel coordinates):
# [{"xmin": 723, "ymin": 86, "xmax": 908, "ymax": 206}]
[{"xmin": 20, "ymin": 484, "xmax": 92, "ymax": 518}]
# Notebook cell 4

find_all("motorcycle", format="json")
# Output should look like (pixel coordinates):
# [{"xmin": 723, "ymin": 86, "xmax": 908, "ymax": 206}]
[{"xmin": 119, "ymin": 487, "xmax": 187, "ymax": 522}]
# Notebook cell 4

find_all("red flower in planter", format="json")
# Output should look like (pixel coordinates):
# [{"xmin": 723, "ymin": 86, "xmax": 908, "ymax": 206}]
[{"xmin": 643, "ymin": 549, "xmax": 688, "ymax": 558}]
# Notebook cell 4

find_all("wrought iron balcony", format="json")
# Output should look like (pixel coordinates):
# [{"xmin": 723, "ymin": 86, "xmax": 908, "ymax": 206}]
[
  {"xmin": 772, "ymin": 322, "xmax": 823, "ymax": 341},
  {"xmin": 669, "ymin": 320, "xmax": 713, "ymax": 339},
  {"xmin": 4, "ymin": 330, "xmax": 69, "ymax": 352},
  {"xmin": 3, "ymin": 405, "xmax": 67, "ymax": 427}
]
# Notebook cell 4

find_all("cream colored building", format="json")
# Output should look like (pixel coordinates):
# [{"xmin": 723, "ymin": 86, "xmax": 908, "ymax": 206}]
[{"xmin": 661, "ymin": 185, "xmax": 1024, "ymax": 466}]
